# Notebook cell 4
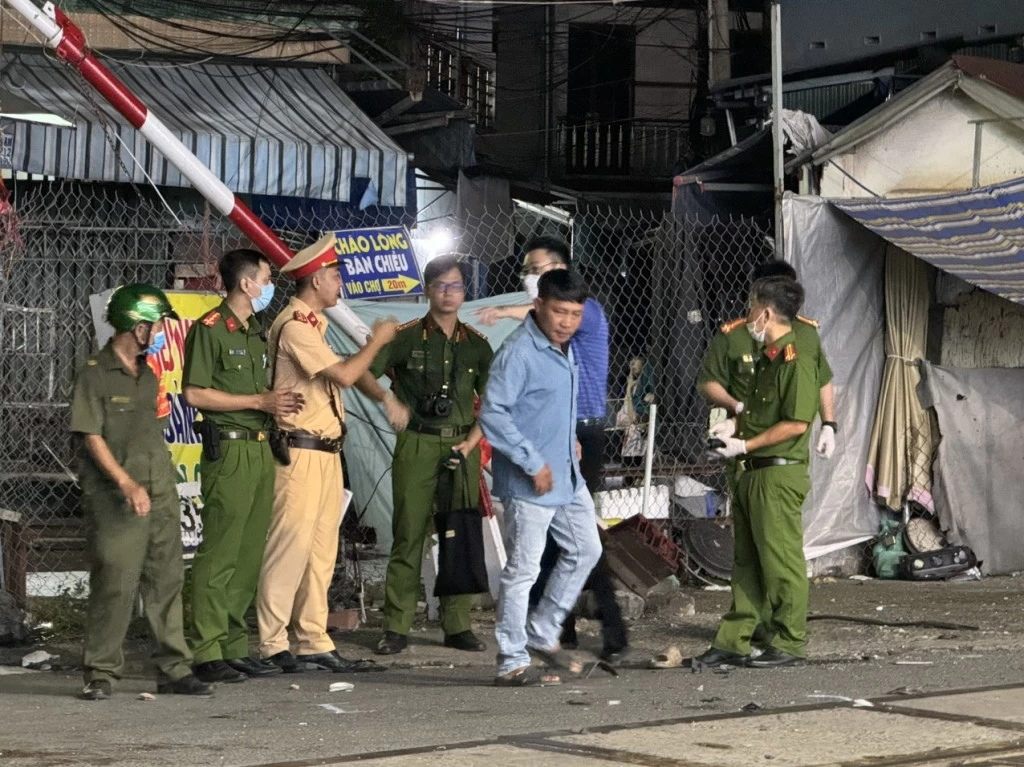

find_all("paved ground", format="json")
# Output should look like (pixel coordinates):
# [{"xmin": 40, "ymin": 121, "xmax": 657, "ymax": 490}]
[{"xmin": 2, "ymin": 579, "xmax": 1024, "ymax": 766}]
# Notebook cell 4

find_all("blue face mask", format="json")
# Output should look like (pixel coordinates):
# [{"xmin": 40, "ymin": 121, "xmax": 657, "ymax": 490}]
[
  {"xmin": 146, "ymin": 330, "xmax": 166, "ymax": 357},
  {"xmin": 251, "ymin": 282, "xmax": 275, "ymax": 313}
]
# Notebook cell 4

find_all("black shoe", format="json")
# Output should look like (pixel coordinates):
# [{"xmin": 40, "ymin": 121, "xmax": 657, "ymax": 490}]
[
  {"xmin": 225, "ymin": 656, "xmax": 283, "ymax": 678},
  {"xmin": 689, "ymin": 647, "xmax": 750, "ymax": 669},
  {"xmin": 375, "ymin": 631, "xmax": 408, "ymax": 655},
  {"xmin": 599, "ymin": 644, "xmax": 629, "ymax": 665},
  {"xmin": 81, "ymin": 680, "xmax": 111, "ymax": 701},
  {"xmin": 295, "ymin": 649, "xmax": 386, "ymax": 673},
  {"xmin": 266, "ymin": 650, "xmax": 302, "ymax": 674},
  {"xmin": 747, "ymin": 647, "xmax": 805, "ymax": 668},
  {"xmin": 443, "ymin": 631, "xmax": 487, "ymax": 652},
  {"xmin": 157, "ymin": 674, "xmax": 214, "ymax": 696},
  {"xmin": 193, "ymin": 660, "xmax": 247, "ymax": 684}
]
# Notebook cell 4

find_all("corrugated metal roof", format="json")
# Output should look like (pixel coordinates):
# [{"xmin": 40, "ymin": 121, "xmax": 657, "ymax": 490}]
[{"xmin": 0, "ymin": 52, "xmax": 407, "ymax": 204}]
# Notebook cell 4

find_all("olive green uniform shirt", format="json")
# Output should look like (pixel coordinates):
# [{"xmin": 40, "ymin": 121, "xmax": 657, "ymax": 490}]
[
  {"xmin": 369, "ymin": 315, "xmax": 493, "ymax": 429},
  {"xmin": 181, "ymin": 301, "xmax": 272, "ymax": 431},
  {"xmin": 738, "ymin": 329, "xmax": 820, "ymax": 461},
  {"xmin": 70, "ymin": 342, "xmax": 176, "ymax": 497},
  {"xmin": 699, "ymin": 317, "xmax": 832, "ymax": 407}
]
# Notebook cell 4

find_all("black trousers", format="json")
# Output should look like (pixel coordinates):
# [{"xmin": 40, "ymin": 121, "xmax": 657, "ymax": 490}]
[{"xmin": 528, "ymin": 422, "xmax": 628, "ymax": 652}]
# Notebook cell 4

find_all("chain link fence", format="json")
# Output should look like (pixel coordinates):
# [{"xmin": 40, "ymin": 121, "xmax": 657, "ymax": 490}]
[{"xmin": 0, "ymin": 178, "xmax": 771, "ymax": 609}]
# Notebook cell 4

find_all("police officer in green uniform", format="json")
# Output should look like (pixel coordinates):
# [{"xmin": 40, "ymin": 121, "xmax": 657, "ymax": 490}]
[
  {"xmin": 182, "ymin": 249, "xmax": 304, "ymax": 683},
  {"xmin": 694, "ymin": 276, "xmax": 820, "ymax": 669},
  {"xmin": 71, "ymin": 284, "xmax": 212, "ymax": 700},
  {"xmin": 699, "ymin": 260, "xmax": 836, "ymax": 466},
  {"xmin": 372, "ymin": 255, "xmax": 494, "ymax": 656}
]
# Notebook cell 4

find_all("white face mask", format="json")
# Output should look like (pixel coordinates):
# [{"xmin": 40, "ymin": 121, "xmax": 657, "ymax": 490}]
[
  {"xmin": 746, "ymin": 312, "xmax": 768, "ymax": 345},
  {"xmin": 523, "ymin": 274, "xmax": 541, "ymax": 300}
]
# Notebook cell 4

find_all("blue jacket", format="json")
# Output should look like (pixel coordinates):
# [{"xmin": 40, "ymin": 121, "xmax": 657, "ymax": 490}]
[{"xmin": 481, "ymin": 312, "xmax": 582, "ymax": 507}]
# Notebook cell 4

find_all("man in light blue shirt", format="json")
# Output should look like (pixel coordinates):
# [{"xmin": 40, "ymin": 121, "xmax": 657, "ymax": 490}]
[{"xmin": 480, "ymin": 270, "xmax": 603, "ymax": 686}]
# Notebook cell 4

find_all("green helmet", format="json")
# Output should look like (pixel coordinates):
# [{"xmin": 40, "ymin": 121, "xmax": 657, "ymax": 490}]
[{"xmin": 105, "ymin": 283, "xmax": 179, "ymax": 332}]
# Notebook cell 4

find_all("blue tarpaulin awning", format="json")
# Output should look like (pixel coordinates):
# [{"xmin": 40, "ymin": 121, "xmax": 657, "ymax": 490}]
[{"xmin": 832, "ymin": 178, "xmax": 1024, "ymax": 303}]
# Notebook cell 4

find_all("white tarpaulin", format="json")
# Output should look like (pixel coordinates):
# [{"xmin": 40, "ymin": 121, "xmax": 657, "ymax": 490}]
[
  {"xmin": 918, "ymin": 361, "xmax": 1024, "ymax": 575},
  {"xmin": 783, "ymin": 195, "xmax": 885, "ymax": 556}
]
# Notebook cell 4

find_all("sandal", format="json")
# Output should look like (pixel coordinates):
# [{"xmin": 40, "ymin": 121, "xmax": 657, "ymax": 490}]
[
  {"xmin": 529, "ymin": 645, "xmax": 585, "ymax": 676},
  {"xmin": 649, "ymin": 646, "xmax": 684, "ymax": 670},
  {"xmin": 494, "ymin": 666, "xmax": 561, "ymax": 687}
]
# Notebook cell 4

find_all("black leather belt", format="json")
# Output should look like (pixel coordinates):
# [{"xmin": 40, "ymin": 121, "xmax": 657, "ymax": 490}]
[
  {"xmin": 577, "ymin": 418, "xmax": 606, "ymax": 427},
  {"xmin": 287, "ymin": 431, "xmax": 344, "ymax": 454},
  {"xmin": 738, "ymin": 457, "xmax": 805, "ymax": 471},
  {"xmin": 409, "ymin": 423, "xmax": 471, "ymax": 438},
  {"xmin": 220, "ymin": 430, "xmax": 270, "ymax": 442}
]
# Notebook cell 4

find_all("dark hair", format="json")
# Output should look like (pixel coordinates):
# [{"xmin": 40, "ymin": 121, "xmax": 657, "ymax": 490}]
[
  {"xmin": 750, "ymin": 276, "xmax": 804, "ymax": 323},
  {"xmin": 752, "ymin": 260, "xmax": 797, "ymax": 282},
  {"xmin": 423, "ymin": 255, "xmax": 465, "ymax": 287},
  {"xmin": 538, "ymin": 269, "xmax": 588, "ymax": 304},
  {"xmin": 524, "ymin": 235, "xmax": 570, "ymax": 266},
  {"xmin": 219, "ymin": 249, "xmax": 269, "ymax": 292}
]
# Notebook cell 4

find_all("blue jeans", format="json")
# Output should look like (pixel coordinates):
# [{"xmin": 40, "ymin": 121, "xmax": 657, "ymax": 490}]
[{"xmin": 495, "ymin": 486, "xmax": 603, "ymax": 676}]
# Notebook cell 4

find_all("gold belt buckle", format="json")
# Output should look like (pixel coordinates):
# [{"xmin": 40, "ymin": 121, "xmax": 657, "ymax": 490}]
[
  {"xmin": 256, "ymin": 431, "xmax": 266, "ymax": 441},
  {"xmin": 440, "ymin": 426, "xmax": 455, "ymax": 438}
]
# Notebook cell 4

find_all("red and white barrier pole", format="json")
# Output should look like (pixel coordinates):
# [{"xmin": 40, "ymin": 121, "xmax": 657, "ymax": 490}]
[{"xmin": 4, "ymin": 0, "xmax": 372, "ymax": 343}]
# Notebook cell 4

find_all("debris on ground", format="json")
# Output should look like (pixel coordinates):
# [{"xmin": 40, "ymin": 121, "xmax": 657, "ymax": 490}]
[
  {"xmin": 567, "ymin": 699, "xmax": 592, "ymax": 706},
  {"xmin": 289, "ymin": 684, "xmax": 301, "ymax": 691},
  {"xmin": 608, "ymin": 700, "xmax": 621, "ymax": 706},
  {"xmin": 317, "ymin": 704, "xmax": 346, "ymax": 714},
  {"xmin": 21, "ymin": 650, "xmax": 57, "ymax": 669},
  {"xmin": 894, "ymin": 661, "xmax": 934, "ymax": 666},
  {"xmin": 137, "ymin": 692, "xmax": 156, "ymax": 701},
  {"xmin": 741, "ymin": 702, "xmax": 763, "ymax": 712},
  {"xmin": 329, "ymin": 682, "xmax": 354, "ymax": 693},
  {"xmin": 887, "ymin": 686, "xmax": 923, "ymax": 695}
]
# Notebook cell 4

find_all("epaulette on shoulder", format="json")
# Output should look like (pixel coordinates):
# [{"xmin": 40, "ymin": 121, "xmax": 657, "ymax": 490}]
[
  {"xmin": 396, "ymin": 318, "xmax": 420, "ymax": 333},
  {"xmin": 464, "ymin": 323, "xmax": 488, "ymax": 341},
  {"xmin": 783, "ymin": 343, "xmax": 798, "ymax": 363},
  {"xmin": 796, "ymin": 315, "xmax": 820, "ymax": 329},
  {"xmin": 720, "ymin": 318, "xmax": 746, "ymax": 334},
  {"xmin": 201, "ymin": 311, "xmax": 221, "ymax": 328}
]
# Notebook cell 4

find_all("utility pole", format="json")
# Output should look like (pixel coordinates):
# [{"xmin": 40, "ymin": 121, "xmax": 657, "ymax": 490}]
[{"xmin": 770, "ymin": 1, "xmax": 784, "ymax": 257}]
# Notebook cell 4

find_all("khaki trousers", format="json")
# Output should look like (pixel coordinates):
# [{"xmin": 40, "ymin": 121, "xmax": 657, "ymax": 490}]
[{"xmin": 257, "ymin": 448, "xmax": 344, "ymax": 657}]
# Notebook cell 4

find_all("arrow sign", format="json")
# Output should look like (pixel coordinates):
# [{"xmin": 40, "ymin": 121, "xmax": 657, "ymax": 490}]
[{"xmin": 335, "ymin": 226, "xmax": 425, "ymax": 301}]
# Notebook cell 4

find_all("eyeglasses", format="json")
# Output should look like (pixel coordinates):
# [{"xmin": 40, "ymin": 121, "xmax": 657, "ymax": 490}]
[
  {"xmin": 519, "ymin": 261, "xmax": 557, "ymax": 277},
  {"xmin": 432, "ymin": 281, "xmax": 465, "ymax": 294}
]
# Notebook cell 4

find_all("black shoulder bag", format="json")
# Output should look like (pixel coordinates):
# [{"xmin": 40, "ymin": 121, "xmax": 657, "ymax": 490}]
[{"xmin": 433, "ymin": 460, "xmax": 489, "ymax": 597}]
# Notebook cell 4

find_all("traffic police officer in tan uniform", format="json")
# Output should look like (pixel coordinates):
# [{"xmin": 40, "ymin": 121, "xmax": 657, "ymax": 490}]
[
  {"xmin": 72, "ymin": 284, "xmax": 211, "ymax": 700},
  {"xmin": 372, "ymin": 255, "xmax": 494, "ymax": 656},
  {"xmin": 257, "ymin": 233, "xmax": 401, "ymax": 673},
  {"xmin": 695, "ymin": 277, "xmax": 821, "ymax": 669},
  {"xmin": 182, "ymin": 249, "xmax": 304, "ymax": 683}
]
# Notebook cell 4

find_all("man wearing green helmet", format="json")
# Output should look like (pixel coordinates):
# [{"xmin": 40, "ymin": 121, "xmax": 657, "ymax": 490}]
[{"xmin": 70, "ymin": 283, "xmax": 212, "ymax": 700}]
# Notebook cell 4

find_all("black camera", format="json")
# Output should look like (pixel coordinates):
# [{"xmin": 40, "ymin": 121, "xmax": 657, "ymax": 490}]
[{"xmin": 419, "ymin": 383, "xmax": 452, "ymax": 419}]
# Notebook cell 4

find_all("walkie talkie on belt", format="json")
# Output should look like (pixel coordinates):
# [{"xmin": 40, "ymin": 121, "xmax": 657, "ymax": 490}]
[{"xmin": 193, "ymin": 420, "xmax": 221, "ymax": 462}]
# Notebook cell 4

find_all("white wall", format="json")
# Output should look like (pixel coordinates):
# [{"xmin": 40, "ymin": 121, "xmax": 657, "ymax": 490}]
[
  {"xmin": 552, "ymin": 4, "xmax": 697, "ymax": 122},
  {"xmin": 821, "ymin": 89, "xmax": 1024, "ymax": 198}
]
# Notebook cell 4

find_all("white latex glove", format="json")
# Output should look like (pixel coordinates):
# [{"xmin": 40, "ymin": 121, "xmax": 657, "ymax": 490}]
[
  {"xmin": 715, "ymin": 437, "xmax": 747, "ymax": 459},
  {"xmin": 710, "ymin": 418, "xmax": 737, "ymax": 439},
  {"xmin": 816, "ymin": 424, "xmax": 836, "ymax": 459}
]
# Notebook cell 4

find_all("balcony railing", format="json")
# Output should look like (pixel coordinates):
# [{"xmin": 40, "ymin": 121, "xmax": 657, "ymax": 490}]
[{"xmin": 556, "ymin": 117, "xmax": 689, "ymax": 177}]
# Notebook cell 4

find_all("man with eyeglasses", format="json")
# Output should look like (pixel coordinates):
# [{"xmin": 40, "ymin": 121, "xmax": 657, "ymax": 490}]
[
  {"xmin": 372, "ymin": 255, "xmax": 494, "ymax": 656},
  {"xmin": 474, "ymin": 236, "xmax": 628, "ymax": 663}
]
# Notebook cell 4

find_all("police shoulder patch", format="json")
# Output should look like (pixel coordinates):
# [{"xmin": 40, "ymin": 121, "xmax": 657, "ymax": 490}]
[
  {"xmin": 720, "ymin": 318, "xmax": 746, "ymax": 334},
  {"xmin": 202, "ymin": 311, "xmax": 221, "ymax": 328},
  {"xmin": 464, "ymin": 323, "xmax": 488, "ymax": 341},
  {"xmin": 225, "ymin": 317, "xmax": 239, "ymax": 333},
  {"xmin": 783, "ymin": 343, "xmax": 798, "ymax": 363},
  {"xmin": 293, "ymin": 310, "xmax": 309, "ymax": 323},
  {"xmin": 796, "ymin": 314, "xmax": 820, "ymax": 329},
  {"xmin": 397, "ymin": 318, "xmax": 420, "ymax": 333}
]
